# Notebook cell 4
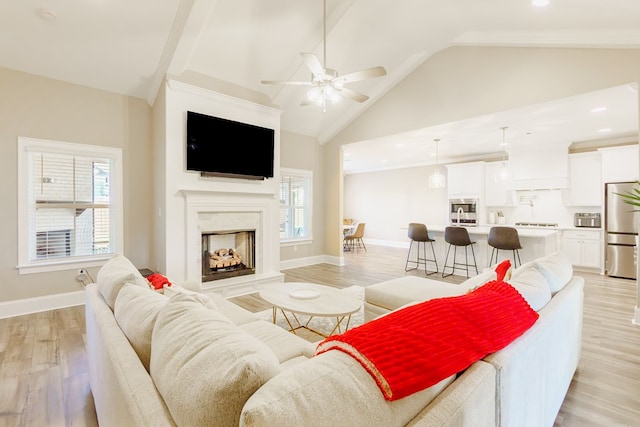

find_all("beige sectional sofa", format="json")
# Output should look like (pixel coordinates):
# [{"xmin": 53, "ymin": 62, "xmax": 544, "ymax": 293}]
[
  {"xmin": 365, "ymin": 252, "xmax": 584, "ymax": 427},
  {"xmin": 85, "ymin": 251, "xmax": 582, "ymax": 427}
]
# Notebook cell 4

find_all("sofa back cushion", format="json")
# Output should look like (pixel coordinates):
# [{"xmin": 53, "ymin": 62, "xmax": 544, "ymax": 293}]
[
  {"xmin": 534, "ymin": 251, "xmax": 574, "ymax": 293},
  {"xmin": 150, "ymin": 294, "xmax": 280, "ymax": 427},
  {"xmin": 97, "ymin": 254, "xmax": 150, "ymax": 310},
  {"xmin": 506, "ymin": 265, "xmax": 552, "ymax": 311},
  {"xmin": 114, "ymin": 284, "xmax": 168, "ymax": 371}
]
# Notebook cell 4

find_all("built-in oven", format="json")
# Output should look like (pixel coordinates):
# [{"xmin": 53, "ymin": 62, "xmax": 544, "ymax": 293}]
[{"xmin": 449, "ymin": 199, "xmax": 478, "ymax": 226}]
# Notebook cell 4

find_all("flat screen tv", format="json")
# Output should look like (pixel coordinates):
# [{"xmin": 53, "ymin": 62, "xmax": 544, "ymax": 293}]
[{"xmin": 186, "ymin": 111, "xmax": 275, "ymax": 180}]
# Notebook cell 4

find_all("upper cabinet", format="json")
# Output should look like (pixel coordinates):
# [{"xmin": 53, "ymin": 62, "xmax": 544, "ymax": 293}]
[
  {"xmin": 599, "ymin": 145, "xmax": 639, "ymax": 183},
  {"xmin": 568, "ymin": 152, "xmax": 602, "ymax": 206},
  {"xmin": 446, "ymin": 162, "xmax": 485, "ymax": 198},
  {"xmin": 484, "ymin": 161, "xmax": 515, "ymax": 206}
]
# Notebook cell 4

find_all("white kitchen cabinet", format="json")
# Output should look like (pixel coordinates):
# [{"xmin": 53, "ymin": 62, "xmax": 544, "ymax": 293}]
[
  {"xmin": 562, "ymin": 229, "xmax": 602, "ymax": 269},
  {"xmin": 599, "ymin": 145, "xmax": 639, "ymax": 183},
  {"xmin": 446, "ymin": 162, "xmax": 485, "ymax": 198},
  {"xmin": 568, "ymin": 152, "xmax": 602, "ymax": 206},
  {"xmin": 484, "ymin": 161, "xmax": 515, "ymax": 206}
]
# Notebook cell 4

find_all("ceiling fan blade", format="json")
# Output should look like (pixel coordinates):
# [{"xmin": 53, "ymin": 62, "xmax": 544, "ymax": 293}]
[
  {"xmin": 336, "ymin": 86, "xmax": 369, "ymax": 103},
  {"xmin": 334, "ymin": 66, "xmax": 387, "ymax": 84},
  {"xmin": 261, "ymin": 79, "xmax": 312, "ymax": 86},
  {"xmin": 300, "ymin": 52, "xmax": 325, "ymax": 77}
]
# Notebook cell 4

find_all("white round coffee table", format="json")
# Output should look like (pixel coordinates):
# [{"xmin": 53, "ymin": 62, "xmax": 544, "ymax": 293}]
[{"xmin": 259, "ymin": 282, "xmax": 361, "ymax": 337}]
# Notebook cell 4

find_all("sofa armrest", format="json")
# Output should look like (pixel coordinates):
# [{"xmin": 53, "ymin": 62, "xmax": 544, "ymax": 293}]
[
  {"xmin": 483, "ymin": 276, "xmax": 584, "ymax": 427},
  {"xmin": 85, "ymin": 284, "xmax": 175, "ymax": 427},
  {"xmin": 407, "ymin": 361, "xmax": 496, "ymax": 427}
]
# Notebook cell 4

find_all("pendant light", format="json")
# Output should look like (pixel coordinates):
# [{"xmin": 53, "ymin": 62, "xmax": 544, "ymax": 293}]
[
  {"xmin": 495, "ymin": 126, "xmax": 511, "ymax": 182},
  {"xmin": 429, "ymin": 138, "xmax": 446, "ymax": 188}
]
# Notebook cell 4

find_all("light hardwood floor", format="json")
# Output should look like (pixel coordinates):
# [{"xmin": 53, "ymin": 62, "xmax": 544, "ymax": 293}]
[{"xmin": 1, "ymin": 244, "xmax": 639, "ymax": 426}]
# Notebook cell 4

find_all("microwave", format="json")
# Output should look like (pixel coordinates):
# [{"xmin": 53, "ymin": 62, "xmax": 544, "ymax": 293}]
[{"xmin": 449, "ymin": 199, "xmax": 478, "ymax": 226}]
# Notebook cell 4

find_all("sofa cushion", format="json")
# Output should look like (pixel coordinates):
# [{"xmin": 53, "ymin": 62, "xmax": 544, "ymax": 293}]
[
  {"xmin": 97, "ymin": 254, "xmax": 150, "ymax": 310},
  {"xmin": 535, "ymin": 251, "xmax": 573, "ymax": 293},
  {"xmin": 150, "ymin": 294, "xmax": 280, "ymax": 427},
  {"xmin": 114, "ymin": 285, "xmax": 168, "ymax": 372},
  {"xmin": 240, "ymin": 350, "xmax": 455, "ymax": 427},
  {"xmin": 239, "ymin": 320, "xmax": 315, "ymax": 362},
  {"xmin": 506, "ymin": 265, "xmax": 552, "ymax": 311},
  {"xmin": 162, "ymin": 284, "xmax": 218, "ymax": 310},
  {"xmin": 459, "ymin": 269, "xmax": 497, "ymax": 291}
]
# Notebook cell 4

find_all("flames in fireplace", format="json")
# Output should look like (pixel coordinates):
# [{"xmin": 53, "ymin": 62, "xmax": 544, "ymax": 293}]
[{"xmin": 202, "ymin": 230, "xmax": 255, "ymax": 282}]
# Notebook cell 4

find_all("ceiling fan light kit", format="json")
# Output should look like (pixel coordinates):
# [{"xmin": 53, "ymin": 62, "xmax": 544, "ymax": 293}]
[{"xmin": 261, "ymin": 0, "xmax": 386, "ymax": 111}]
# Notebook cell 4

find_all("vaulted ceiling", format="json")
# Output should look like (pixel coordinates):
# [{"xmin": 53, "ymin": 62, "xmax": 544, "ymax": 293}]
[{"xmin": 3, "ymin": 0, "xmax": 640, "ymax": 170}]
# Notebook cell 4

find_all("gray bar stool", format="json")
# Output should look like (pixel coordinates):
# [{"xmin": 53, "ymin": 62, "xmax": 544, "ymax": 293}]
[
  {"xmin": 405, "ymin": 223, "xmax": 438, "ymax": 275},
  {"xmin": 442, "ymin": 226, "xmax": 478, "ymax": 278},
  {"xmin": 488, "ymin": 226, "xmax": 522, "ymax": 268}
]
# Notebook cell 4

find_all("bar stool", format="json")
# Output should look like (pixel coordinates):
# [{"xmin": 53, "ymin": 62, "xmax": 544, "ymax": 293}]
[
  {"xmin": 488, "ymin": 226, "xmax": 522, "ymax": 268},
  {"xmin": 405, "ymin": 223, "xmax": 438, "ymax": 275},
  {"xmin": 442, "ymin": 226, "xmax": 478, "ymax": 278}
]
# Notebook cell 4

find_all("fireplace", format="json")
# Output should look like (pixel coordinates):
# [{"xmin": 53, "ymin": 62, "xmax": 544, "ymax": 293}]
[{"xmin": 201, "ymin": 229, "xmax": 255, "ymax": 282}]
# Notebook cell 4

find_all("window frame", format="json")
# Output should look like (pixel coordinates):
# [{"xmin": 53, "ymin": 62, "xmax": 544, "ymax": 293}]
[
  {"xmin": 17, "ymin": 137, "xmax": 123, "ymax": 274},
  {"xmin": 279, "ymin": 168, "xmax": 313, "ymax": 246}
]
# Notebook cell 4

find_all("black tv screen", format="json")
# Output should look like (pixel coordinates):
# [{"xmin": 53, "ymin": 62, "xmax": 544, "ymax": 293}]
[{"xmin": 186, "ymin": 111, "xmax": 275, "ymax": 179}]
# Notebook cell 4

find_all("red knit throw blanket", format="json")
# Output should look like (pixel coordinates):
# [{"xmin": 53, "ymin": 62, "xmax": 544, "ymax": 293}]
[{"xmin": 315, "ymin": 280, "xmax": 538, "ymax": 401}]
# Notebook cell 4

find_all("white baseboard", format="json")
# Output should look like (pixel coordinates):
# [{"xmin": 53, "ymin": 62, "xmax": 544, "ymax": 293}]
[
  {"xmin": 633, "ymin": 306, "xmax": 640, "ymax": 326},
  {"xmin": 363, "ymin": 238, "xmax": 409, "ymax": 249},
  {"xmin": 280, "ymin": 255, "xmax": 327, "ymax": 270},
  {"xmin": 0, "ymin": 290, "xmax": 85, "ymax": 319},
  {"xmin": 280, "ymin": 254, "xmax": 346, "ymax": 270}
]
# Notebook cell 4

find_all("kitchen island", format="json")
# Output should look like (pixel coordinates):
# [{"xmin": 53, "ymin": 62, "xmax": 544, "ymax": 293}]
[{"xmin": 422, "ymin": 225, "xmax": 559, "ymax": 273}]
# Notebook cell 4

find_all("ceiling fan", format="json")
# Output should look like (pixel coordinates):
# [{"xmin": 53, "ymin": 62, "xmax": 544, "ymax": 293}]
[{"xmin": 261, "ymin": 0, "xmax": 387, "ymax": 111}]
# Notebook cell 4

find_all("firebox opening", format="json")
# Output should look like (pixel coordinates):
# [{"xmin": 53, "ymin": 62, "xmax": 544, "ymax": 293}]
[{"xmin": 202, "ymin": 229, "xmax": 255, "ymax": 282}]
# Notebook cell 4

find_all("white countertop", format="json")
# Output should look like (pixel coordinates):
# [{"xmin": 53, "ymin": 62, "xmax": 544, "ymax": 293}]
[{"xmin": 426, "ymin": 225, "xmax": 559, "ymax": 238}]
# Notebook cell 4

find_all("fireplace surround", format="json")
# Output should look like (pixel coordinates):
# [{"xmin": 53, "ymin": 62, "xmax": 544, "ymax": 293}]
[{"xmin": 181, "ymin": 190, "xmax": 283, "ymax": 297}]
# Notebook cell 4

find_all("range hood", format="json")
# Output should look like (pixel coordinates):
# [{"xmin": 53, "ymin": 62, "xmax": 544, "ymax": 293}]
[{"xmin": 509, "ymin": 143, "xmax": 570, "ymax": 190}]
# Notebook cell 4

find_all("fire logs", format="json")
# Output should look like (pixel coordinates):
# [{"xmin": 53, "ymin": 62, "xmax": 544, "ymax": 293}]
[{"xmin": 209, "ymin": 248, "xmax": 242, "ymax": 269}]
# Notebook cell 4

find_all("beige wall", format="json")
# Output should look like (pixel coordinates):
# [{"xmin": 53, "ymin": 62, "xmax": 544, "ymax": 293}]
[
  {"xmin": 0, "ymin": 68, "xmax": 153, "ymax": 303},
  {"xmin": 344, "ymin": 166, "xmax": 448, "ymax": 244},
  {"xmin": 280, "ymin": 130, "xmax": 325, "ymax": 261},
  {"xmin": 326, "ymin": 46, "xmax": 640, "ymax": 257}
]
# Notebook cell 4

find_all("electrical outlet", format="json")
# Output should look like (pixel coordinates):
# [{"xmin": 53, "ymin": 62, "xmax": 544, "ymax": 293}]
[{"xmin": 76, "ymin": 268, "xmax": 87, "ymax": 282}]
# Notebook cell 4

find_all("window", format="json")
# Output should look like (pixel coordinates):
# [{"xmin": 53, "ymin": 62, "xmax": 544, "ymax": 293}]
[
  {"xmin": 18, "ymin": 137, "xmax": 123, "ymax": 274},
  {"xmin": 279, "ymin": 168, "xmax": 312, "ymax": 243}
]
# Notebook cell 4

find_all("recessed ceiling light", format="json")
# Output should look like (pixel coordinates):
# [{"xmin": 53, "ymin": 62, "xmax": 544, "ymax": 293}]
[
  {"xmin": 531, "ymin": 0, "xmax": 550, "ymax": 7},
  {"xmin": 598, "ymin": 128, "xmax": 612, "ymax": 133},
  {"xmin": 35, "ymin": 8, "xmax": 57, "ymax": 22},
  {"xmin": 591, "ymin": 106, "xmax": 607, "ymax": 113}
]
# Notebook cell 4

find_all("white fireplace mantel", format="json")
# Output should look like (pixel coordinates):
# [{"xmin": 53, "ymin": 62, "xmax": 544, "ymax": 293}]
[{"xmin": 181, "ymin": 190, "xmax": 283, "ymax": 297}]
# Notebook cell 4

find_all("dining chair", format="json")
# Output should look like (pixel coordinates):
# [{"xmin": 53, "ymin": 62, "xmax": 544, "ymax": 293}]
[{"xmin": 343, "ymin": 223, "xmax": 366, "ymax": 251}]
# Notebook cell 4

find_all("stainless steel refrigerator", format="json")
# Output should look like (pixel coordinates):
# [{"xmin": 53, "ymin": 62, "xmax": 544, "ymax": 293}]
[{"xmin": 605, "ymin": 182, "xmax": 638, "ymax": 279}]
